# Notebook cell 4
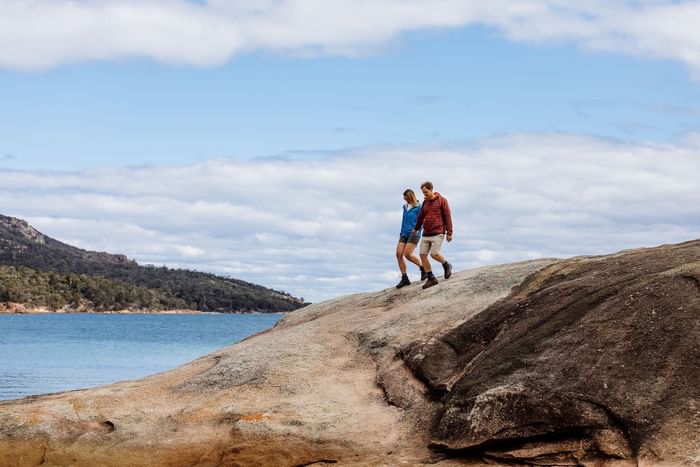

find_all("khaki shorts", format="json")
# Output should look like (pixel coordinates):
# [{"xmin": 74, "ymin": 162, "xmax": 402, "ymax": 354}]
[{"xmin": 420, "ymin": 234, "xmax": 444, "ymax": 256}]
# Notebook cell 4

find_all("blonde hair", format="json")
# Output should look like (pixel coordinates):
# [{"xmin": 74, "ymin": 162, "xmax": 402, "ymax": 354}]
[{"xmin": 403, "ymin": 189, "xmax": 419, "ymax": 207}]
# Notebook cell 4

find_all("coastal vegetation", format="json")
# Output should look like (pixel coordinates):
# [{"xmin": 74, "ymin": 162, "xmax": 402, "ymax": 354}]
[
  {"xmin": 0, "ymin": 264, "xmax": 186, "ymax": 311},
  {"xmin": 0, "ymin": 214, "xmax": 306, "ymax": 312}
]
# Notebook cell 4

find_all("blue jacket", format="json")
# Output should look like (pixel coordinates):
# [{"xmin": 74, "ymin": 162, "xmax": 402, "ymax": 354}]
[{"xmin": 400, "ymin": 203, "xmax": 422, "ymax": 237}]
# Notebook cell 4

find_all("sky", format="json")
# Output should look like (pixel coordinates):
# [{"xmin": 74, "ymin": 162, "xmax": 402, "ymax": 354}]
[{"xmin": 1, "ymin": 0, "xmax": 700, "ymax": 302}]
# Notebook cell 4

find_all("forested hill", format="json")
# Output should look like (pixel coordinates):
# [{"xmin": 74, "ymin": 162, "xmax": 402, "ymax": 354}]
[{"xmin": 0, "ymin": 214, "xmax": 306, "ymax": 313}]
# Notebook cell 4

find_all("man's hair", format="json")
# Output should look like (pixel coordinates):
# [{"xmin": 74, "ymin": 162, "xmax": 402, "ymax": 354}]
[{"xmin": 420, "ymin": 181, "xmax": 433, "ymax": 190}]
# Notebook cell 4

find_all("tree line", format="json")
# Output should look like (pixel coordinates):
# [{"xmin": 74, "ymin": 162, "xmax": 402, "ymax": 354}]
[
  {"xmin": 0, "ymin": 220, "xmax": 306, "ymax": 312},
  {"xmin": 0, "ymin": 265, "xmax": 187, "ymax": 311}
]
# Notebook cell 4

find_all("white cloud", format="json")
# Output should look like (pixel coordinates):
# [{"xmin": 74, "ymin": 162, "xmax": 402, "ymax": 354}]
[
  {"xmin": 173, "ymin": 244, "xmax": 206, "ymax": 258},
  {"xmin": 2, "ymin": 1, "xmax": 700, "ymax": 76},
  {"xmin": 2, "ymin": 133, "xmax": 700, "ymax": 302}
]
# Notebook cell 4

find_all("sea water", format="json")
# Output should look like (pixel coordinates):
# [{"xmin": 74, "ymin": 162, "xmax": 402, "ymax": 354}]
[{"xmin": 0, "ymin": 313, "xmax": 282, "ymax": 401}]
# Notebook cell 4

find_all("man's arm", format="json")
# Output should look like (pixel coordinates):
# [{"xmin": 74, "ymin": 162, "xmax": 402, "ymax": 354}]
[
  {"xmin": 412, "ymin": 204, "xmax": 426, "ymax": 234},
  {"xmin": 442, "ymin": 197, "xmax": 453, "ymax": 240}
]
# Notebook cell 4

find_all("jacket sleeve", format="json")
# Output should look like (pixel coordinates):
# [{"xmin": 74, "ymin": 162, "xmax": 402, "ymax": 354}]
[
  {"xmin": 414, "ymin": 203, "xmax": 426, "ymax": 231},
  {"xmin": 441, "ymin": 197, "xmax": 453, "ymax": 236},
  {"xmin": 409, "ymin": 206, "xmax": 421, "ymax": 231}
]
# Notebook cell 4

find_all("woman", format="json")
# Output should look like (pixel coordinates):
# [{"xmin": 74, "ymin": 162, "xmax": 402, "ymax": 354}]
[{"xmin": 396, "ymin": 189, "xmax": 425, "ymax": 288}]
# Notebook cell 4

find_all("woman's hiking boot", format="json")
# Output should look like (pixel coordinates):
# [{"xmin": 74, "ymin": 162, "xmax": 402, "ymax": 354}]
[
  {"xmin": 396, "ymin": 274, "xmax": 411, "ymax": 289},
  {"xmin": 443, "ymin": 261, "xmax": 452, "ymax": 279}
]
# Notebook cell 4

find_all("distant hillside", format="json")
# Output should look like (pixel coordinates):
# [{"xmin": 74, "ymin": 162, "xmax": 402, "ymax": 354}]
[{"xmin": 0, "ymin": 214, "xmax": 306, "ymax": 313}]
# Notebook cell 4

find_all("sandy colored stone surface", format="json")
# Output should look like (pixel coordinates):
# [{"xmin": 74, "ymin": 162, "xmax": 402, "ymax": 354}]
[
  {"xmin": 406, "ymin": 240, "xmax": 700, "ymax": 466},
  {"xmin": 0, "ymin": 259, "xmax": 552, "ymax": 466},
  {"xmin": 1, "ymin": 241, "xmax": 698, "ymax": 466}
]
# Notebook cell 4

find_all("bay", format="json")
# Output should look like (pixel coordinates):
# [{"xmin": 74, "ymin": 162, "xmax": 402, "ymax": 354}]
[{"xmin": 0, "ymin": 313, "xmax": 282, "ymax": 401}]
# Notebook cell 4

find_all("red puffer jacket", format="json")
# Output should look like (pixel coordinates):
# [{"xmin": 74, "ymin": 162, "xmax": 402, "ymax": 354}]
[{"xmin": 414, "ymin": 192, "xmax": 452, "ymax": 237}]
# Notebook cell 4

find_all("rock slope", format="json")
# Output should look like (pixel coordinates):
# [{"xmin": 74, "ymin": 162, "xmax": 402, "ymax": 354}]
[
  {"xmin": 1, "ymin": 241, "xmax": 699, "ymax": 466},
  {"xmin": 406, "ymin": 240, "xmax": 700, "ymax": 465}
]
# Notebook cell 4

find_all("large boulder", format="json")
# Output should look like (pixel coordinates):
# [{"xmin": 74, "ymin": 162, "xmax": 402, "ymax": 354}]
[
  {"xmin": 1, "ymin": 240, "xmax": 698, "ymax": 466},
  {"xmin": 0, "ymin": 258, "xmax": 551, "ymax": 466},
  {"xmin": 405, "ymin": 240, "xmax": 700, "ymax": 465}
]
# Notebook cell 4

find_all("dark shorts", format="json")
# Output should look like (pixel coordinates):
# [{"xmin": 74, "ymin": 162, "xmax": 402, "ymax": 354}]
[{"xmin": 399, "ymin": 233, "xmax": 420, "ymax": 245}]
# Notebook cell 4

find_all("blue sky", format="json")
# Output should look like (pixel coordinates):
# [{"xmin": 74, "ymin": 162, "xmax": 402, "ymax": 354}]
[
  {"xmin": 2, "ymin": 25, "xmax": 699, "ymax": 170},
  {"xmin": 1, "ymin": 1, "xmax": 700, "ymax": 302}
]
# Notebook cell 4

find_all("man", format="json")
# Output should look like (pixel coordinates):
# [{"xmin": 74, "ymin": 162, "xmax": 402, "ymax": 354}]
[{"xmin": 411, "ymin": 181, "xmax": 453, "ymax": 289}]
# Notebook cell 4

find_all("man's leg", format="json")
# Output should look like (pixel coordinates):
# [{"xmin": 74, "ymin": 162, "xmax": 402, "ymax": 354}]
[
  {"xmin": 430, "ymin": 253, "xmax": 445, "ymax": 264},
  {"xmin": 430, "ymin": 238, "xmax": 452, "ymax": 279},
  {"xmin": 420, "ymin": 237, "xmax": 439, "ymax": 289},
  {"xmin": 419, "ymin": 238, "xmax": 432, "ymax": 273},
  {"xmin": 420, "ymin": 254, "xmax": 431, "ymax": 272}
]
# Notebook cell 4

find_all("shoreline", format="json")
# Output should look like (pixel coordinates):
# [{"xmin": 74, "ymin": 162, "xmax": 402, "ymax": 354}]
[{"xmin": 0, "ymin": 304, "xmax": 289, "ymax": 315}]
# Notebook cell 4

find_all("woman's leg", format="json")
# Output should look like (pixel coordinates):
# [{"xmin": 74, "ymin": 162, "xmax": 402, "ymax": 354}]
[
  {"xmin": 403, "ymin": 243, "xmax": 422, "ymax": 269},
  {"xmin": 396, "ymin": 242, "xmax": 407, "ymax": 273}
]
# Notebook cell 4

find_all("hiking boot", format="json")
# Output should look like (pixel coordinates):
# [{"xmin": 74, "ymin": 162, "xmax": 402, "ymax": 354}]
[
  {"xmin": 422, "ymin": 276, "xmax": 438, "ymax": 289},
  {"xmin": 395, "ymin": 275, "xmax": 411, "ymax": 289},
  {"xmin": 420, "ymin": 266, "xmax": 427, "ymax": 281},
  {"xmin": 443, "ymin": 261, "xmax": 452, "ymax": 279}
]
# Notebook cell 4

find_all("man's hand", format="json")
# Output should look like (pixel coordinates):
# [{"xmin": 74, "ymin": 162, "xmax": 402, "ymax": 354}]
[
  {"xmin": 411, "ymin": 229, "xmax": 417, "ymax": 237},
  {"xmin": 447, "ymin": 234, "xmax": 453, "ymax": 242}
]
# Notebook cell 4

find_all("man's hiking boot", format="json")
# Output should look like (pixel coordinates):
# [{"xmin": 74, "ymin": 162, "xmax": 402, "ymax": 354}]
[
  {"xmin": 396, "ymin": 274, "xmax": 411, "ymax": 289},
  {"xmin": 420, "ymin": 266, "xmax": 427, "ymax": 281},
  {"xmin": 443, "ymin": 261, "xmax": 452, "ymax": 279},
  {"xmin": 422, "ymin": 276, "xmax": 439, "ymax": 289}
]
